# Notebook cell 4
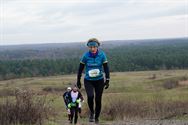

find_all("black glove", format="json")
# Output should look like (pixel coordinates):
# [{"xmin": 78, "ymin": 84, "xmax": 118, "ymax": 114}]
[
  {"xmin": 77, "ymin": 80, "xmax": 81, "ymax": 89},
  {"xmin": 104, "ymin": 79, "xmax": 109, "ymax": 89}
]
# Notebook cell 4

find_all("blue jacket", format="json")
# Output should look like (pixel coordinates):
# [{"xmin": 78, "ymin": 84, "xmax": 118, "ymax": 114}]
[{"xmin": 80, "ymin": 50, "xmax": 108, "ymax": 81}]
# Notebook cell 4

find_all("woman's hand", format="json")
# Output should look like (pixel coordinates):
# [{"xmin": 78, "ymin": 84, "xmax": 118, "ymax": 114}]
[
  {"xmin": 77, "ymin": 80, "xmax": 81, "ymax": 89},
  {"xmin": 104, "ymin": 79, "xmax": 109, "ymax": 89}
]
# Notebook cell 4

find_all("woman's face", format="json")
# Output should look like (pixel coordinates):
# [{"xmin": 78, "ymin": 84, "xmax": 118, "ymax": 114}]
[{"xmin": 88, "ymin": 46, "xmax": 98, "ymax": 53}]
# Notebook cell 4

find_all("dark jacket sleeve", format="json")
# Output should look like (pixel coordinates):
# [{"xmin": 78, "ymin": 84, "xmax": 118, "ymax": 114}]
[
  {"xmin": 67, "ymin": 91, "xmax": 72, "ymax": 104},
  {"xmin": 77, "ymin": 63, "xmax": 85, "ymax": 80},
  {"xmin": 63, "ymin": 92, "xmax": 67, "ymax": 102},
  {"xmin": 63, "ymin": 92, "xmax": 66, "ymax": 99},
  {"xmin": 63, "ymin": 92, "xmax": 69, "ymax": 106},
  {"xmin": 103, "ymin": 63, "xmax": 110, "ymax": 80}
]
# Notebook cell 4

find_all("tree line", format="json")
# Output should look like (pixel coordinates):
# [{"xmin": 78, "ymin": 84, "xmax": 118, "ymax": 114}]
[{"xmin": 0, "ymin": 39, "xmax": 188, "ymax": 80}]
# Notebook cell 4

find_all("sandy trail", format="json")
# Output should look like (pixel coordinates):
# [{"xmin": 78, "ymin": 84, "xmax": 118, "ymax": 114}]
[{"xmin": 57, "ymin": 119, "xmax": 188, "ymax": 125}]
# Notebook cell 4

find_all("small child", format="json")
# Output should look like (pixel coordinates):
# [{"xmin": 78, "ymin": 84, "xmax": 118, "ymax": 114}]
[
  {"xmin": 63, "ymin": 87, "xmax": 72, "ymax": 121},
  {"xmin": 67, "ymin": 85, "xmax": 84, "ymax": 124}
]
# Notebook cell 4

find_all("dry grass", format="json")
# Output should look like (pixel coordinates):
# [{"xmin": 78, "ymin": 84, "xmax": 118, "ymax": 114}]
[
  {"xmin": 102, "ymin": 95, "xmax": 188, "ymax": 121},
  {"xmin": 0, "ymin": 89, "xmax": 56, "ymax": 125},
  {"xmin": 0, "ymin": 70, "xmax": 188, "ymax": 124},
  {"xmin": 162, "ymin": 76, "xmax": 188, "ymax": 89},
  {"xmin": 0, "ymin": 88, "xmax": 15, "ymax": 97},
  {"xmin": 163, "ymin": 79, "xmax": 179, "ymax": 89},
  {"xmin": 42, "ymin": 86, "xmax": 65, "ymax": 93}
]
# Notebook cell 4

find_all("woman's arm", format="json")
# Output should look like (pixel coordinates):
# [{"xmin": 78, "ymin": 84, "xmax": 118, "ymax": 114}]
[
  {"xmin": 103, "ymin": 63, "xmax": 110, "ymax": 80},
  {"xmin": 77, "ymin": 63, "xmax": 85, "ymax": 89},
  {"xmin": 103, "ymin": 62, "xmax": 110, "ymax": 89}
]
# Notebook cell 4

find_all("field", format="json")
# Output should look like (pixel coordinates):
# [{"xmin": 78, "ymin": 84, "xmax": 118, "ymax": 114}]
[{"xmin": 0, "ymin": 70, "xmax": 188, "ymax": 125}]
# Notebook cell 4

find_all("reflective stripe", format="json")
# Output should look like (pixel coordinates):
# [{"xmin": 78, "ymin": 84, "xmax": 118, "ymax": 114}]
[{"xmin": 80, "ymin": 61, "xmax": 85, "ymax": 64}]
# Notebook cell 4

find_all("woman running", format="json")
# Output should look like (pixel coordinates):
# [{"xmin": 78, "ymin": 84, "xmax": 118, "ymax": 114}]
[{"xmin": 77, "ymin": 38, "xmax": 110, "ymax": 124}]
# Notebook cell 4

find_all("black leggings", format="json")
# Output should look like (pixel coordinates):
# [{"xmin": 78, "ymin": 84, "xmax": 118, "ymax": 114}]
[
  {"xmin": 70, "ymin": 107, "xmax": 78, "ymax": 124},
  {"xmin": 84, "ymin": 78, "xmax": 104, "ymax": 119}
]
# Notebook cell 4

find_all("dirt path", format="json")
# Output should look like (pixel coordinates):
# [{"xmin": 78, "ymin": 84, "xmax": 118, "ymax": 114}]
[
  {"xmin": 110, "ymin": 120, "xmax": 188, "ymax": 125},
  {"xmin": 179, "ymin": 80, "xmax": 188, "ymax": 86},
  {"xmin": 57, "ymin": 119, "xmax": 188, "ymax": 125}
]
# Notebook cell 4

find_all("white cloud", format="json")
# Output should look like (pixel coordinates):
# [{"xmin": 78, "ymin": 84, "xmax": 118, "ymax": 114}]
[{"xmin": 0, "ymin": 0, "xmax": 188, "ymax": 45}]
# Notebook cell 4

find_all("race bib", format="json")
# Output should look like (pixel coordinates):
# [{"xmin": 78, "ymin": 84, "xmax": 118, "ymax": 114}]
[{"xmin": 88, "ymin": 69, "xmax": 100, "ymax": 77}]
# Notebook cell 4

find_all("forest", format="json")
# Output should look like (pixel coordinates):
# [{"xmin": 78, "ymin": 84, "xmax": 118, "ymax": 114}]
[{"xmin": 0, "ymin": 38, "xmax": 188, "ymax": 80}]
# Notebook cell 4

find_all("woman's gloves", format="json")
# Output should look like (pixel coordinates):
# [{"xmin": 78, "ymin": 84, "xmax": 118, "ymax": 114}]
[
  {"xmin": 68, "ymin": 99, "xmax": 81, "ymax": 108},
  {"xmin": 104, "ymin": 79, "xmax": 109, "ymax": 89}
]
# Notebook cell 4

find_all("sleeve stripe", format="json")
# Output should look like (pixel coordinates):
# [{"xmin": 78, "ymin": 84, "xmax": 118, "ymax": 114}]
[
  {"xmin": 80, "ymin": 61, "xmax": 85, "ymax": 64},
  {"xmin": 103, "ymin": 61, "xmax": 108, "ymax": 63}
]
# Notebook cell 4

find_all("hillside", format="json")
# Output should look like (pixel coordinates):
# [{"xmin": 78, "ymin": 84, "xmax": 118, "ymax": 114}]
[
  {"xmin": 0, "ymin": 37, "xmax": 187, "ymax": 60},
  {"xmin": 0, "ymin": 37, "xmax": 188, "ymax": 80},
  {"xmin": 0, "ymin": 70, "xmax": 188, "ymax": 125}
]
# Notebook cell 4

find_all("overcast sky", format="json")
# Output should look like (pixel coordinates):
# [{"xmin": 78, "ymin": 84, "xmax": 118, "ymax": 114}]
[{"xmin": 0, "ymin": 0, "xmax": 188, "ymax": 45}]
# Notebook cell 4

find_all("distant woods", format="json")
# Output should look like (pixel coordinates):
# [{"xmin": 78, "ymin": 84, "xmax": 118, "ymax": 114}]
[
  {"xmin": 0, "ymin": 38, "xmax": 188, "ymax": 80},
  {"xmin": 106, "ymin": 40, "xmax": 188, "ymax": 71},
  {"xmin": 0, "ymin": 59, "xmax": 79, "ymax": 80}
]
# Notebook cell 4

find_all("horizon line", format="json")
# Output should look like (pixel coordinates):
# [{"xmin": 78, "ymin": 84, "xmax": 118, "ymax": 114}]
[{"xmin": 0, "ymin": 36, "xmax": 188, "ymax": 46}]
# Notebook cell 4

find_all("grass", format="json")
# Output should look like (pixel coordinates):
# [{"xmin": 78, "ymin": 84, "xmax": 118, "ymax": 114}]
[
  {"xmin": 0, "ymin": 70, "xmax": 188, "ymax": 124},
  {"xmin": 0, "ymin": 89, "xmax": 56, "ymax": 125}
]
